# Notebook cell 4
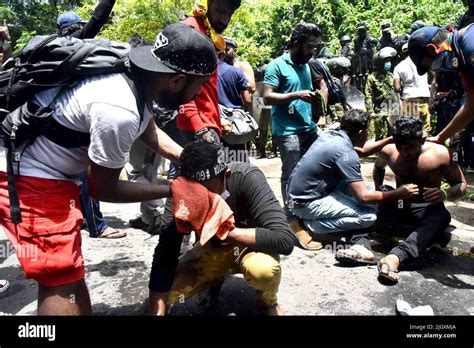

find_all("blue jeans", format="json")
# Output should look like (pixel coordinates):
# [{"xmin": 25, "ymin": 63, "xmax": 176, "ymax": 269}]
[
  {"xmin": 79, "ymin": 173, "xmax": 107, "ymax": 237},
  {"xmin": 276, "ymin": 128, "xmax": 319, "ymax": 219},
  {"xmin": 291, "ymin": 183, "xmax": 377, "ymax": 235}
]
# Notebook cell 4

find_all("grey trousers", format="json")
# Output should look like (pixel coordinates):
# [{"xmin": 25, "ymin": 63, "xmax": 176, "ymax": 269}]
[{"xmin": 126, "ymin": 139, "xmax": 165, "ymax": 224}]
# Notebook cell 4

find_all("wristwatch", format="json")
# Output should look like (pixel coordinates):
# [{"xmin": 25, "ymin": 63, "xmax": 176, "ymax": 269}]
[{"xmin": 195, "ymin": 127, "xmax": 209, "ymax": 137}]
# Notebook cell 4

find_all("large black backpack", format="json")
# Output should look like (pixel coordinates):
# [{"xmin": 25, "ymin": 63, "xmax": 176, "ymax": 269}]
[{"xmin": 0, "ymin": 34, "xmax": 144, "ymax": 223}]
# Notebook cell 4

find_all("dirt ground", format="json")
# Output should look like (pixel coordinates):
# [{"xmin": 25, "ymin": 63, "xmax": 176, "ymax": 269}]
[{"xmin": 0, "ymin": 157, "xmax": 473, "ymax": 316}]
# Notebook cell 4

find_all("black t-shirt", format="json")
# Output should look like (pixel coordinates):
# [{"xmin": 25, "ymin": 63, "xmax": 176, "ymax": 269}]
[{"xmin": 149, "ymin": 162, "xmax": 295, "ymax": 293}]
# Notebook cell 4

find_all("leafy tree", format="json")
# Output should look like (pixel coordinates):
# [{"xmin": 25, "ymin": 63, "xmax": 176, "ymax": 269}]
[{"xmin": 1, "ymin": 0, "xmax": 467, "ymax": 66}]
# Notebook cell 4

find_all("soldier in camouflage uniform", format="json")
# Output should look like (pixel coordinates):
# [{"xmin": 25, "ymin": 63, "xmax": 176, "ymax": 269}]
[
  {"xmin": 365, "ymin": 48, "xmax": 399, "ymax": 140},
  {"xmin": 327, "ymin": 57, "xmax": 351, "ymax": 122},
  {"xmin": 340, "ymin": 35, "xmax": 353, "ymax": 59}
]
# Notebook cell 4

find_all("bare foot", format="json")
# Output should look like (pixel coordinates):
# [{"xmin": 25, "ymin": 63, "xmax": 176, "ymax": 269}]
[{"xmin": 97, "ymin": 227, "xmax": 127, "ymax": 239}]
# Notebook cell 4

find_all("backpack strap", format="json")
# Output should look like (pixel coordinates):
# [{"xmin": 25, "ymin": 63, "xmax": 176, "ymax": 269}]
[
  {"xmin": 4, "ymin": 128, "xmax": 22, "ymax": 223},
  {"xmin": 121, "ymin": 65, "xmax": 146, "ymax": 123}
]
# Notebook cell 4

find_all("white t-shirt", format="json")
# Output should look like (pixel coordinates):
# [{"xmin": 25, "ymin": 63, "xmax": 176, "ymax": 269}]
[
  {"xmin": 0, "ymin": 73, "xmax": 153, "ymax": 181},
  {"xmin": 393, "ymin": 57, "xmax": 431, "ymax": 99}
]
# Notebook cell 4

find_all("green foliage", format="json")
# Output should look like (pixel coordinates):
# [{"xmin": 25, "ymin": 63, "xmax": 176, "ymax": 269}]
[
  {"xmin": 0, "ymin": 0, "xmax": 80, "ymax": 50},
  {"xmin": 14, "ymin": 30, "xmax": 37, "ymax": 53},
  {"xmin": 0, "ymin": 0, "xmax": 467, "ymax": 66},
  {"xmin": 78, "ymin": 0, "xmax": 194, "ymax": 43},
  {"xmin": 225, "ymin": 0, "xmax": 273, "ymax": 66}
]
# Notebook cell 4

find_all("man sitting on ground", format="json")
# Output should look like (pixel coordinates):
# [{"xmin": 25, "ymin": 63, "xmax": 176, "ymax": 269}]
[
  {"xmin": 287, "ymin": 110, "xmax": 419, "ymax": 262},
  {"xmin": 149, "ymin": 141, "xmax": 294, "ymax": 316},
  {"xmin": 373, "ymin": 116, "xmax": 466, "ymax": 284}
]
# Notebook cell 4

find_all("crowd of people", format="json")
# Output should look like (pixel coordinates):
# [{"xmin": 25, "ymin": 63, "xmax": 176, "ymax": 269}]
[{"xmin": 0, "ymin": 0, "xmax": 472, "ymax": 316}]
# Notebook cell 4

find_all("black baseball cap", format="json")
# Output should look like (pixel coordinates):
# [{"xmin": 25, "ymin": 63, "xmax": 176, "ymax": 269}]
[
  {"xmin": 381, "ymin": 23, "xmax": 391, "ymax": 32},
  {"xmin": 129, "ymin": 23, "xmax": 217, "ymax": 76},
  {"xmin": 356, "ymin": 22, "xmax": 366, "ymax": 30},
  {"xmin": 408, "ymin": 26, "xmax": 441, "ymax": 75}
]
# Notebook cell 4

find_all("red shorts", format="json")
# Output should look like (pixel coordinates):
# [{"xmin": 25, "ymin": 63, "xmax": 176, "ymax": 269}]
[{"xmin": 0, "ymin": 172, "xmax": 84, "ymax": 287}]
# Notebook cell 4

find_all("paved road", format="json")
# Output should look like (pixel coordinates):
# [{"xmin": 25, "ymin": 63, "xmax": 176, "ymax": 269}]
[{"xmin": 0, "ymin": 157, "xmax": 473, "ymax": 316}]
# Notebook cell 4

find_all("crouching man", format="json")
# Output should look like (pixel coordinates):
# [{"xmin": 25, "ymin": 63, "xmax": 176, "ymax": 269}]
[
  {"xmin": 149, "ymin": 141, "xmax": 294, "ymax": 316},
  {"xmin": 287, "ymin": 110, "xmax": 419, "ymax": 264}
]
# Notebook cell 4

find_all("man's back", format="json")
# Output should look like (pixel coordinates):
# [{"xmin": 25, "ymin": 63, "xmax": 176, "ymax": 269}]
[
  {"xmin": 393, "ymin": 57, "xmax": 430, "ymax": 99},
  {"xmin": 287, "ymin": 130, "xmax": 362, "ymax": 204},
  {"xmin": 217, "ymin": 61, "xmax": 248, "ymax": 109}
]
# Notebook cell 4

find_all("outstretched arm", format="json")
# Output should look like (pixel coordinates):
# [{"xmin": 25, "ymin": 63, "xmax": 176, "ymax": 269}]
[
  {"xmin": 429, "ymin": 90, "xmax": 474, "ymax": 143},
  {"xmin": 355, "ymin": 136, "xmax": 393, "ymax": 158}
]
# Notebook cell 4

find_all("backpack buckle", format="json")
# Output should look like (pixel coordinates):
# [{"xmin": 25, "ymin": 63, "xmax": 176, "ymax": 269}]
[{"xmin": 10, "ymin": 125, "xmax": 18, "ymax": 140}]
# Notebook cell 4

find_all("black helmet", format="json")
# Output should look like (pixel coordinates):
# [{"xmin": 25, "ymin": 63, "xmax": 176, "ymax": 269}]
[
  {"xmin": 410, "ymin": 20, "xmax": 426, "ymax": 33},
  {"xmin": 340, "ymin": 35, "xmax": 351, "ymax": 43},
  {"xmin": 373, "ymin": 47, "xmax": 397, "ymax": 70}
]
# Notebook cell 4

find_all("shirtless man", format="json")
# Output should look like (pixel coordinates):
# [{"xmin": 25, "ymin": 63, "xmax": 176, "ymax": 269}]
[{"xmin": 373, "ymin": 116, "xmax": 467, "ymax": 284}]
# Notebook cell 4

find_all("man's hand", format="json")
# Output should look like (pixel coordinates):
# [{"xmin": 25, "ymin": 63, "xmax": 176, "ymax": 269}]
[
  {"xmin": 370, "ymin": 112, "xmax": 377, "ymax": 118},
  {"xmin": 297, "ymin": 90, "xmax": 319, "ymax": 104},
  {"xmin": 196, "ymin": 130, "xmax": 215, "ymax": 143},
  {"xmin": 395, "ymin": 184, "xmax": 419, "ymax": 199},
  {"xmin": 0, "ymin": 20, "xmax": 10, "ymax": 40},
  {"xmin": 426, "ymin": 135, "xmax": 442, "ymax": 144},
  {"xmin": 220, "ymin": 118, "xmax": 233, "ymax": 135},
  {"xmin": 423, "ymin": 187, "xmax": 446, "ymax": 203}
]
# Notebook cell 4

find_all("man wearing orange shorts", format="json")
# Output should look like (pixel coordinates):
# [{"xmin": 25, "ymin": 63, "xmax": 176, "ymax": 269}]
[{"xmin": 0, "ymin": 24, "xmax": 217, "ymax": 315}]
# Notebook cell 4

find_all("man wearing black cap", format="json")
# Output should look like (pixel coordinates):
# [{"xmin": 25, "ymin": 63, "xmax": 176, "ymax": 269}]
[
  {"xmin": 378, "ymin": 23, "xmax": 396, "ymax": 50},
  {"xmin": 224, "ymin": 37, "xmax": 256, "ymax": 94},
  {"xmin": 353, "ymin": 22, "xmax": 379, "ymax": 91},
  {"xmin": 408, "ymin": 26, "xmax": 474, "ymax": 147},
  {"xmin": 354, "ymin": 22, "xmax": 379, "ymax": 55},
  {"xmin": 56, "ymin": 0, "xmax": 115, "ymax": 38},
  {"xmin": 0, "ymin": 23, "xmax": 217, "ymax": 315}
]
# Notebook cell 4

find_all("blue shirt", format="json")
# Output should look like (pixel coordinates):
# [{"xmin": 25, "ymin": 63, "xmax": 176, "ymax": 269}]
[
  {"xmin": 454, "ymin": 25, "xmax": 474, "ymax": 91},
  {"xmin": 263, "ymin": 53, "xmax": 317, "ymax": 137},
  {"xmin": 217, "ymin": 61, "xmax": 249, "ymax": 109},
  {"xmin": 287, "ymin": 130, "xmax": 363, "ymax": 204}
]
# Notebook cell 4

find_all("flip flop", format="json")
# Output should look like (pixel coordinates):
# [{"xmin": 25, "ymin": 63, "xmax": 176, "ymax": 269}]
[
  {"xmin": 335, "ymin": 248, "xmax": 377, "ymax": 265},
  {"xmin": 377, "ymin": 261, "xmax": 399, "ymax": 285},
  {"xmin": 0, "ymin": 279, "xmax": 9, "ymax": 294},
  {"xmin": 96, "ymin": 228, "xmax": 127, "ymax": 239}
]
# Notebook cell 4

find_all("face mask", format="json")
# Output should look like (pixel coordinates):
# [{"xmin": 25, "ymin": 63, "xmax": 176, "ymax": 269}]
[
  {"xmin": 384, "ymin": 62, "xmax": 392, "ymax": 71},
  {"xmin": 431, "ymin": 51, "xmax": 455, "ymax": 72}
]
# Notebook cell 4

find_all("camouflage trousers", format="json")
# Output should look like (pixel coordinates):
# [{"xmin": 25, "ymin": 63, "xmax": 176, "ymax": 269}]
[
  {"xmin": 371, "ymin": 113, "xmax": 390, "ymax": 141},
  {"xmin": 167, "ymin": 242, "xmax": 281, "ymax": 307}
]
